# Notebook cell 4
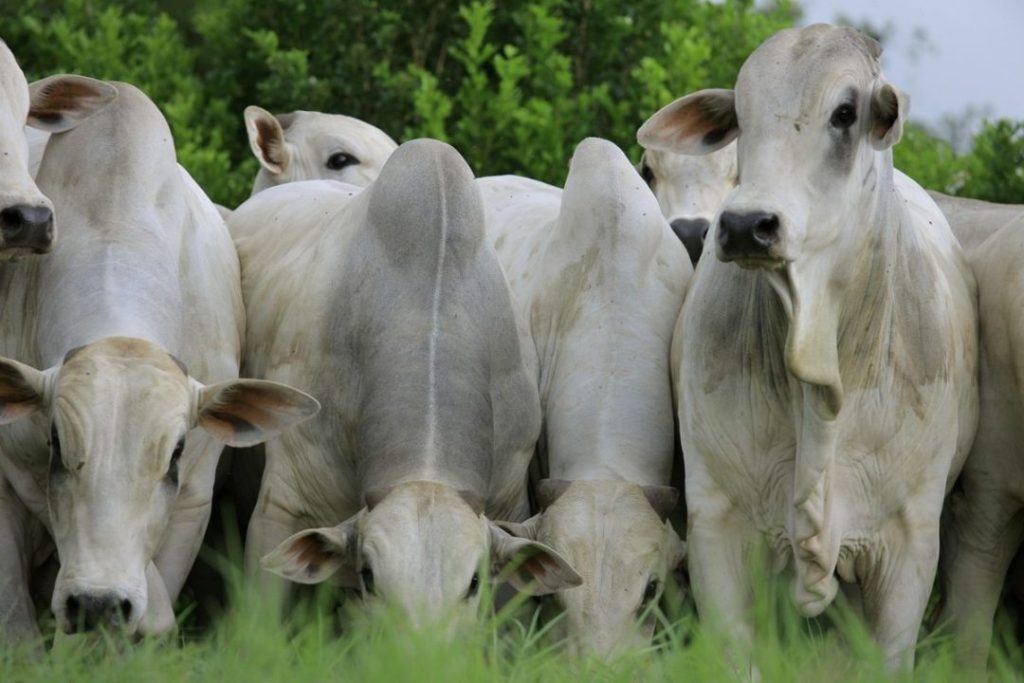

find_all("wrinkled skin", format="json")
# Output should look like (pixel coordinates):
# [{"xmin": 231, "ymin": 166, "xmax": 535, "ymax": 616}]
[
  {"xmin": 637, "ymin": 142, "xmax": 737, "ymax": 264},
  {"xmin": 232, "ymin": 140, "xmax": 581, "ymax": 627},
  {"xmin": 0, "ymin": 81, "xmax": 317, "ymax": 641},
  {"xmin": 929, "ymin": 195, "xmax": 1024, "ymax": 673},
  {"xmin": 641, "ymin": 25, "xmax": 977, "ymax": 671},
  {"xmin": 479, "ymin": 138, "xmax": 691, "ymax": 657},
  {"xmin": 244, "ymin": 106, "xmax": 398, "ymax": 195}
]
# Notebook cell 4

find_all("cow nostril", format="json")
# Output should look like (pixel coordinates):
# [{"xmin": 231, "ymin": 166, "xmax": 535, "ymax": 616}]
[
  {"xmin": 119, "ymin": 599, "xmax": 133, "ymax": 623},
  {"xmin": 753, "ymin": 214, "xmax": 780, "ymax": 244}
]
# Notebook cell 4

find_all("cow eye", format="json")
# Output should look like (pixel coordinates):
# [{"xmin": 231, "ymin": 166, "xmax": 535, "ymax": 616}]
[
  {"xmin": 360, "ymin": 566, "xmax": 376, "ymax": 596},
  {"xmin": 464, "ymin": 572, "xmax": 480, "ymax": 600},
  {"xmin": 830, "ymin": 103, "xmax": 857, "ymax": 129},
  {"xmin": 49, "ymin": 424, "xmax": 66, "ymax": 475},
  {"xmin": 638, "ymin": 578, "xmax": 660, "ymax": 613},
  {"xmin": 166, "ymin": 438, "xmax": 185, "ymax": 484},
  {"xmin": 639, "ymin": 163, "xmax": 655, "ymax": 187},
  {"xmin": 326, "ymin": 152, "xmax": 359, "ymax": 171}
]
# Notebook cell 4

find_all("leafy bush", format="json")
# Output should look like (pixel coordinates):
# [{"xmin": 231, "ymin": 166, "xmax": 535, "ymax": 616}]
[{"xmin": 4, "ymin": 0, "xmax": 1022, "ymax": 206}]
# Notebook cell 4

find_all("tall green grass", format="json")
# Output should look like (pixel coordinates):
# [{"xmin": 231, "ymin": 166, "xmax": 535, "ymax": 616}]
[{"xmin": 2, "ymin": 523, "xmax": 1022, "ymax": 682}]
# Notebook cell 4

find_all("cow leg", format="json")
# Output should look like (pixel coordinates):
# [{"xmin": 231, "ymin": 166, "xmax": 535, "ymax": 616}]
[
  {"xmin": 0, "ymin": 474, "xmax": 41, "ymax": 644},
  {"xmin": 860, "ymin": 510, "xmax": 941, "ymax": 672},
  {"xmin": 940, "ymin": 477, "xmax": 1023, "ymax": 674},
  {"xmin": 686, "ymin": 500, "xmax": 758, "ymax": 678}
]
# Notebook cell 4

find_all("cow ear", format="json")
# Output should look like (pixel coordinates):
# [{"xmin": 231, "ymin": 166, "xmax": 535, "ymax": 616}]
[
  {"xmin": 638, "ymin": 89, "xmax": 738, "ymax": 156},
  {"xmin": 261, "ymin": 515, "xmax": 361, "ymax": 586},
  {"xmin": 493, "ymin": 514, "xmax": 540, "ymax": 541},
  {"xmin": 489, "ymin": 522, "xmax": 581, "ymax": 595},
  {"xmin": 641, "ymin": 485, "xmax": 680, "ymax": 521},
  {"xmin": 27, "ymin": 75, "xmax": 118, "ymax": 133},
  {"xmin": 244, "ymin": 105, "xmax": 292, "ymax": 176},
  {"xmin": 195, "ymin": 378, "xmax": 320, "ymax": 448},
  {"xmin": 0, "ymin": 357, "xmax": 47, "ymax": 424},
  {"xmin": 870, "ymin": 81, "xmax": 909, "ymax": 150}
]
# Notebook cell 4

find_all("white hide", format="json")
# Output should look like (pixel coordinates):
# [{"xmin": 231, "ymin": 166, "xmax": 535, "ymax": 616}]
[
  {"xmin": 928, "ymin": 194, "xmax": 1024, "ymax": 673},
  {"xmin": 480, "ymin": 138, "xmax": 691, "ymax": 656},
  {"xmin": 644, "ymin": 25, "xmax": 977, "ymax": 671},
  {"xmin": 0, "ymin": 81, "xmax": 318, "ymax": 640},
  {"xmin": 244, "ymin": 106, "xmax": 398, "ymax": 195},
  {"xmin": 232, "ymin": 140, "xmax": 580, "ymax": 627}
]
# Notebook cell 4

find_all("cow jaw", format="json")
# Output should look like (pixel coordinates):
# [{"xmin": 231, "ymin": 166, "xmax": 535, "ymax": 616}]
[{"xmin": 527, "ymin": 481, "xmax": 684, "ymax": 658}]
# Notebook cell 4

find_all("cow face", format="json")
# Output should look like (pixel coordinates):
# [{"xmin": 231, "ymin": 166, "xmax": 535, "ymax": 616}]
[
  {"xmin": 245, "ymin": 106, "xmax": 398, "ymax": 194},
  {"xmin": 263, "ymin": 481, "xmax": 581, "ymax": 630},
  {"xmin": 0, "ymin": 337, "xmax": 319, "ymax": 634},
  {"xmin": 500, "ymin": 480, "xmax": 684, "ymax": 658},
  {"xmin": 637, "ymin": 142, "xmax": 738, "ymax": 265},
  {"xmin": 637, "ymin": 25, "xmax": 906, "ymax": 270},
  {"xmin": 0, "ymin": 50, "xmax": 116, "ymax": 257}
]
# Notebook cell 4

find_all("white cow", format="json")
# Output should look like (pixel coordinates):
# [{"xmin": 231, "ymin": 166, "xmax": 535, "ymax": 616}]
[
  {"xmin": 479, "ymin": 138, "xmax": 691, "ymax": 656},
  {"xmin": 637, "ymin": 141, "xmax": 737, "ymax": 264},
  {"xmin": 244, "ymin": 106, "xmax": 398, "ymax": 194},
  {"xmin": 232, "ymin": 139, "xmax": 580, "ymax": 626},
  {"xmin": 0, "ymin": 79, "xmax": 318, "ymax": 640},
  {"xmin": 0, "ymin": 41, "xmax": 115, "ymax": 255},
  {"xmin": 925, "ymin": 195, "xmax": 1024, "ymax": 671},
  {"xmin": 639, "ymin": 25, "xmax": 978, "ymax": 670}
]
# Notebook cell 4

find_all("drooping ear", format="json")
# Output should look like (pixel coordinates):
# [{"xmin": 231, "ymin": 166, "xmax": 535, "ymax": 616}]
[
  {"xmin": 27, "ymin": 75, "xmax": 118, "ymax": 133},
  {"xmin": 494, "ymin": 514, "xmax": 540, "ymax": 541},
  {"xmin": 637, "ymin": 89, "xmax": 738, "ymax": 156},
  {"xmin": 641, "ymin": 485, "xmax": 680, "ymax": 520},
  {"xmin": 489, "ymin": 522, "xmax": 582, "ymax": 595},
  {"xmin": 870, "ymin": 81, "xmax": 909, "ymax": 150},
  {"xmin": 536, "ymin": 478, "xmax": 571, "ymax": 509},
  {"xmin": 0, "ymin": 357, "xmax": 47, "ymax": 424},
  {"xmin": 261, "ymin": 514, "xmax": 362, "ymax": 586},
  {"xmin": 196, "ymin": 378, "xmax": 320, "ymax": 448},
  {"xmin": 244, "ymin": 105, "xmax": 292, "ymax": 175}
]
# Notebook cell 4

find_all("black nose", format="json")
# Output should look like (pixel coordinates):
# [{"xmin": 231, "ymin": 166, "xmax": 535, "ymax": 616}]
[
  {"xmin": 717, "ymin": 210, "xmax": 780, "ymax": 260},
  {"xmin": 0, "ymin": 204, "xmax": 54, "ymax": 253},
  {"xmin": 669, "ymin": 218, "xmax": 710, "ymax": 265},
  {"xmin": 64, "ymin": 593, "xmax": 133, "ymax": 633}
]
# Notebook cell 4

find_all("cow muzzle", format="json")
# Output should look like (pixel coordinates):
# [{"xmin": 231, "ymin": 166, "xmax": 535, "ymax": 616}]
[
  {"xmin": 0, "ymin": 204, "xmax": 54, "ymax": 254},
  {"xmin": 716, "ymin": 210, "xmax": 782, "ymax": 266},
  {"xmin": 62, "ymin": 591, "xmax": 137, "ymax": 634},
  {"xmin": 669, "ymin": 217, "xmax": 710, "ymax": 265}
]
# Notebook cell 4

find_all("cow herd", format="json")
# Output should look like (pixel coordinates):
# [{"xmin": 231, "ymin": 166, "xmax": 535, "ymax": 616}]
[{"xmin": 1, "ymin": 21, "xmax": 1023, "ymax": 677}]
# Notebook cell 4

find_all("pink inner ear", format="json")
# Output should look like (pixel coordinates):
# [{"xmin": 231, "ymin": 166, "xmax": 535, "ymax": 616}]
[
  {"xmin": 254, "ymin": 117, "xmax": 285, "ymax": 168},
  {"xmin": 31, "ymin": 80, "xmax": 103, "ymax": 119}
]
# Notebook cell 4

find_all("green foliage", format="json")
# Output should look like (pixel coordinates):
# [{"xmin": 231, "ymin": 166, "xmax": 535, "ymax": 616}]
[
  {"xmin": 4, "ymin": 0, "xmax": 796, "ymax": 206},
  {"xmin": 3, "ymin": 0, "xmax": 1021, "ymax": 207}
]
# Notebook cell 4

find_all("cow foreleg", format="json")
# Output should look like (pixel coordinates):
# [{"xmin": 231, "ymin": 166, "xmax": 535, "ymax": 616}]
[
  {"xmin": 687, "ymin": 499, "xmax": 759, "ymax": 679},
  {"xmin": 939, "ymin": 479, "xmax": 1023, "ymax": 674},
  {"xmin": 860, "ymin": 511, "xmax": 941, "ymax": 672},
  {"xmin": 0, "ymin": 474, "xmax": 41, "ymax": 645}
]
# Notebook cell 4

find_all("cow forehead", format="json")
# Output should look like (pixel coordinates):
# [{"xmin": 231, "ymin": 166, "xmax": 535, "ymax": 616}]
[
  {"xmin": 541, "ymin": 482, "xmax": 667, "ymax": 570},
  {"xmin": 56, "ymin": 339, "xmax": 189, "ymax": 408},
  {"xmin": 736, "ymin": 25, "xmax": 880, "ymax": 118},
  {"xmin": 363, "ymin": 483, "xmax": 486, "ymax": 564},
  {"xmin": 291, "ymin": 112, "xmax": 396, "ymax": 152},
  {"xmin": 0, "ymin": 42, "xmax": 28, "ymax": 116}
]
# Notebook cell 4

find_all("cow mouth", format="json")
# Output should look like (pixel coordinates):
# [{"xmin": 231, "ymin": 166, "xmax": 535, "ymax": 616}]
[{"xmin": 724, "ymin": 254, "xmax": 787, "ymax": 270}]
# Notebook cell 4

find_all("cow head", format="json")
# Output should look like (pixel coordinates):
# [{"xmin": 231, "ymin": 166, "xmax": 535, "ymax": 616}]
[
  {"xmin": 635, "ymin": 142, "xmax": 738, "ymax": 265},
  {"xmin": 638, "ymin": 25, "xmax": 906, "ymax": 269},
  {"xmin": 244, "ymin": 106, "xmax": 398, "ymax": 194},
  {"xmin": 0, "ymin": 337, "xmax": 319, "ymax": 634},
  {"xmin": 262, "ymin": 480, "xmax": 581, "ymax": 630},
  {"xmin": 498, "ymin": 480, "xmax": 684, "ymax": 658},
  {"xmin": 0, "ymin": 44, "xmax": 115, "ymax": 257}
]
